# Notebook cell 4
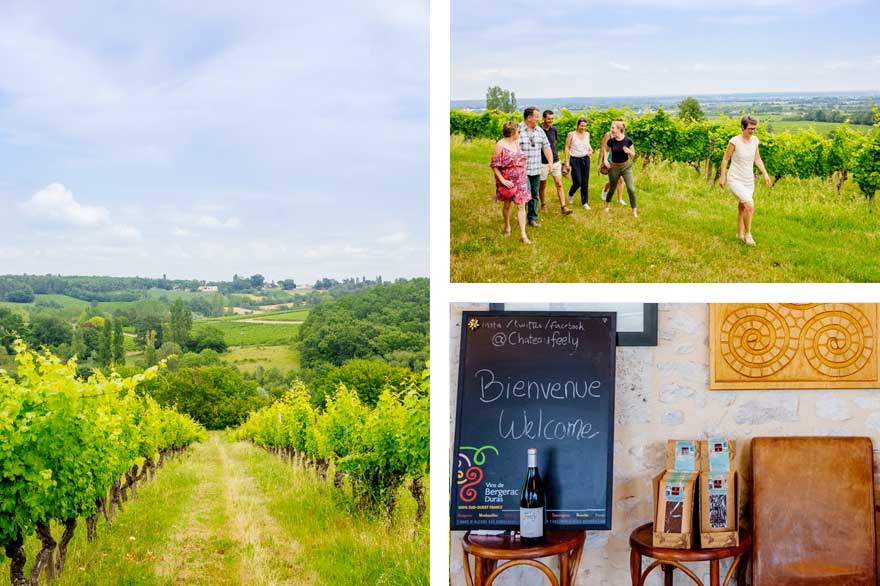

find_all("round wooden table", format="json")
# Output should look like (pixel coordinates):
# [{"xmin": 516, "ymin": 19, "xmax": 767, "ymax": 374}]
[
  {"xmin": 629, "ymin": 523, "xmax": 751, "ymax": 586},
  {"xmin": 461, "ymin": 530, "xmax": 586, "ymax": 586}
]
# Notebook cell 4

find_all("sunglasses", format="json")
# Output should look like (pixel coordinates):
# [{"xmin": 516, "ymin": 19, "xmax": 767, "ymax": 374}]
[
  {"xmin": 746, "ymin": 127, "xmax": 757, "ymax": 132},
  {"xmin": 529, "ymin": 136, "xmax": 535, "ymax": 147}
]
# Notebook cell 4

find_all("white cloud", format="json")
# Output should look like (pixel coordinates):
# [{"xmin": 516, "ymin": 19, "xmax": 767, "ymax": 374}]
[
  {"xmin": 378, "ymin": 231, "xmax": 410, "ymax": 244},
  {"xmin": 110, "ymin": 224, "xmax": 143, "ymax": 242},
  {"xmin": 303, "ymin": 243, "xmax": 369, "ymax": 260},
  {"xmin": 610, "ymin": 62, "xmax": 632, "ymax": 72},
  {"xmin": 20, "ymin": 183, "xmax": 110, "ymax": 227},
  {"xmin": 195, "ymin": 215, "xmax": 241, "ymax": 229}
]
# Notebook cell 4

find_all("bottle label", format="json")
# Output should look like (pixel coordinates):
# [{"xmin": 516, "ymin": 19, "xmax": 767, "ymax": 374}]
[{"xmin": 520, "ymin": 507, "xmax": 544, "ymax": 538}]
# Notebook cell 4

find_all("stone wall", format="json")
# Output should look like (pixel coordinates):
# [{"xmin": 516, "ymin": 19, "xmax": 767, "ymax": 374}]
[{"xmin": 449, "ymin": 303, "xmax": 880, "ymax": 586}]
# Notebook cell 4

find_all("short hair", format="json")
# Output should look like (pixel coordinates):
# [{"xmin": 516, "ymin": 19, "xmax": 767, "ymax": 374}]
[
  {"xmin": 523, "ymin": 106, "xmax": 539, "ymax": 120},
  {"xmin": 542, "ymin": 110, "xmax": 554, "ymax": 118},
  {"xmin": 502, "ymin": 121, "xmax": 519, "ymax": 137},
  {"xmin": 576, "ymin": 116, "xmax": 588, "ymax": 127},
  {"xmin": 741, "ymin": 114, "xmax": 758, "ymax": 129}
]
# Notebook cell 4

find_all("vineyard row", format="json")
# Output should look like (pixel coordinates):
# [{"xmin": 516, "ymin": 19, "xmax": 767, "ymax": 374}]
[
  {"xmin": 235, "ymin": 371, "xmax": 430, "ymax": 524},
  {"xmin": 451, "ymin": 108, "xmax": 880, "ymax": 199},
  {"xmin": 0, "ymin": 342, "xmax": 206, "ymax": 586}
]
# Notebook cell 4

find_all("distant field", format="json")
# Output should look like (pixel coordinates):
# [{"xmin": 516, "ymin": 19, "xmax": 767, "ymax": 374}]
[
  {"xmin": 194, "ymin": 320, "xmax": 301, "ymax": 346},
  {"xmin": 0, "ymin": 293, "xmax": 89, "ymax": 312},
  {"xmin": 222, "ymin": 344, "xmax": 300, "ymax": 373},
  {"xmin": 211, "ymin": 308, "xmax": 309, "ymax": 322},
  {"xmin": 246, "ymin": 309, "xmax": 310, "ymax": 322}
]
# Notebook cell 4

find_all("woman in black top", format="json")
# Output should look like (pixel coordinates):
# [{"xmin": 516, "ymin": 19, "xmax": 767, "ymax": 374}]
[{"xmin": 601, "ymin": 120, "xmax": 638, "ymax": 217}]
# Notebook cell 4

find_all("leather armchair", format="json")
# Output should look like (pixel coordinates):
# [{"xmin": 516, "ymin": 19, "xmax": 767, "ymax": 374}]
[{"xmin": 751, "ymin": 437, "xmax": 877, "ymax": 586}]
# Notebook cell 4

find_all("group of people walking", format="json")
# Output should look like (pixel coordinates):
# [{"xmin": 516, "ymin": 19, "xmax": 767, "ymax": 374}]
[{"xmin": 490, "ymin": 107, "xmax": 769, "ymax": 245}]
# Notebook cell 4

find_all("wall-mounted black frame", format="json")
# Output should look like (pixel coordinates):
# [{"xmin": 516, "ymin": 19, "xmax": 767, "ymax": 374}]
[
  {"xmin": 488, "ymin": 303, "xmax": 658, "ymax": 347},
  {"xmin": 451, "ymin": 310, "xmax": 617, "ymax": 531}
]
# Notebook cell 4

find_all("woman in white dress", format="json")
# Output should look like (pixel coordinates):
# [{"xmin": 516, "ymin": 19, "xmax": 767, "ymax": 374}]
[{"xmin": 719, "ymin": 115, "xmax": 771, "ymax": 245}]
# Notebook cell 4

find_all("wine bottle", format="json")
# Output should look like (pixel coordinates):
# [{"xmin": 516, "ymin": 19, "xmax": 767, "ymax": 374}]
[{"xmin": 519, "ymin": 447, "xmax": 545, "ymax": 544}]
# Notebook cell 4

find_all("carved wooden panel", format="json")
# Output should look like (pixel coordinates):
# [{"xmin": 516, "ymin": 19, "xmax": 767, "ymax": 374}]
[{"xmin": 709, "ymin": 304, "xmax": 879, "ymax": 389}]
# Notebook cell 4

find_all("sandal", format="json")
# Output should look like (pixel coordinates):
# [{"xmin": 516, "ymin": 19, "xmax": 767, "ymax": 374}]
[
  {"xmin": 520, "ymin": 235, "xmax": 532, "ymax": 245},
  {"xmin": 561, "ymin": 206, "xmax": 573, "ymax": 216},
  {"xmin": 503, "ymin": 226, "xmax": 511, "ymax": 236}
]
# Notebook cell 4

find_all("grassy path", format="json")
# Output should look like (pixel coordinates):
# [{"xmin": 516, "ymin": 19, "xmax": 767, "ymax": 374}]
[
  {"xmin": 451, "ymin": 137, "xmax": 880, "ymax": 282},
  {"xmin": 1, "ymin": 434, "xmax": 428, "ymax": 586}
]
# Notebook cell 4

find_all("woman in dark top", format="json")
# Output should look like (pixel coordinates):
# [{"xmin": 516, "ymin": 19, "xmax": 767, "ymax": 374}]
[{"xmin": 601, "ymin": 120, "xmax": 638, "ymax": 217}]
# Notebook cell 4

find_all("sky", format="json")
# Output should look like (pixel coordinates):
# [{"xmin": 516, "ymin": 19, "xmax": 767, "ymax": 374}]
[
  {"xmin": 0, "ymin": 1, "xmax": 428, "ymax": 283},
  {"xmin": 452, "ymin": 0, "xmax": 880, "ymax": 100}
]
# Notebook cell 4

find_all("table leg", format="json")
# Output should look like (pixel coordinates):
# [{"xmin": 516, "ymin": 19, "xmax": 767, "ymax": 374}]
[
  {"xmin": 710, "ymin": 559, "xmax": 720, "ymax": 586},
  {"xmin": 629, "ymin": 549, "xmax": 641, "ymax": 586},
  {"xmin": 662, "ymin": 564, "xmax": 674, "ymax": 586},
  {"xmin": 735, "ymin": 554, "xmax": 748, "ymax": 586},
  {"xmin": 560, "ymin": 551, "xmax": 570, "ymax": 586},
  {"xmin": 474, "ymin": 557, "xmax": 486, "ymax": 586}
]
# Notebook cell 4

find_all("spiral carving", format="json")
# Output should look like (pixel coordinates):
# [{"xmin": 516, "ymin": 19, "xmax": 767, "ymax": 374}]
[
  {"xmin": 459, "ymin": 466, "xmax": 483, "ymax": 503},
  {"xmin": 720, "ymin": 306, "xmax": 798, "ymax": 378},
  {"xmin": 802, "ymin": 306, "xmax": 874, "ymax": 377}
]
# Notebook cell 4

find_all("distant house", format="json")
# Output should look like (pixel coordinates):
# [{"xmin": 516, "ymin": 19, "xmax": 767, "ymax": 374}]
[{"xmin": 199, "ymin": 285, "xmax": 219, "ymax": 292}]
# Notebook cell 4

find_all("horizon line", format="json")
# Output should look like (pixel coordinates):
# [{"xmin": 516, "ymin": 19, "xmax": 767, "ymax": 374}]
[{"xmin": 451, "ymin": 89, "xmax": 880, "ymax": 103}]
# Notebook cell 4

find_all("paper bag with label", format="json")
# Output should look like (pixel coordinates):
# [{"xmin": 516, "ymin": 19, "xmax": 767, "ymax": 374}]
[
  {"xmin": 698, "ymin": 438, "xmax": 739, "ymax": 548},
  {"xmin": 652, "ymin": 469, "xmax": 699, "ymax": 548}
]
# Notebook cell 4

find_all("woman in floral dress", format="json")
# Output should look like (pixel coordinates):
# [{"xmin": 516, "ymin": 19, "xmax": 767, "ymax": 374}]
[{"xmin": 490, "ymin": 121, "xmax": 532, "ymax": 244}]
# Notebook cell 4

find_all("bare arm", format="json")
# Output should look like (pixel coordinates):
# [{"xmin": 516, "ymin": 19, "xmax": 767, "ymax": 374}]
[
  {"xmin": 719, "ymin": 142, "xmax": 735, "ymax": 188},
  {"xmin": 600, "ymin": 132, "xmax": 610, "ymax": 164},
  {"xmin": 564, "ymin": 132, "xmax": 573, "ymax": 165},
  {"xmin": 543, "ymin": 145, "xmax": 554, "ymax": 167},
  {"xmin": 586, "ymin": 132, "xmax": 593, "ymax": 156},
  {"xmin": 754, "ymin": 145, "xmax": 771, "ymax": 187},
  {"xmin": 623, "ymin": 139, "xmax": 635, "ymax": 156},
  {"xmin": 491, "ymin": 142, "xmax": 513, "ymax": 187}
]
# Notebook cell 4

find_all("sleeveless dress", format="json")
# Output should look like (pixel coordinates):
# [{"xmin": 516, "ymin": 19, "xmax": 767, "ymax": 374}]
[
  {"xmin": 727, "ymin": 135, "xmax": 758, "ymax": 203},
  {"xmin": 490, "ymin": 146, "xmax": 531, "ymax": 204}
]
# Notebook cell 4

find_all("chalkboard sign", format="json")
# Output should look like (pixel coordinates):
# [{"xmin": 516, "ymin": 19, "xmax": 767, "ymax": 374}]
[{"xmin": 451, "ymin": 311, "xmax": 617, "ymax": 531}]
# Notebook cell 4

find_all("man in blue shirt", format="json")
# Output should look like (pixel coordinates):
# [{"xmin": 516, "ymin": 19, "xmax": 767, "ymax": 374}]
[{"xmin": 539, "ymin": 110, "xmax": 572, "ymax": 216}]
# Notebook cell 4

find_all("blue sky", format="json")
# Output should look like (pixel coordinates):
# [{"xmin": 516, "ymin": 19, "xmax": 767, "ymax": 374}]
[
  {"xmin": 452, "ymin": 0, "xmax": 880, "ymax": 99},
  {"xmin": 0, "ymin": 1, "xmax": 427, "ymax": 283}
]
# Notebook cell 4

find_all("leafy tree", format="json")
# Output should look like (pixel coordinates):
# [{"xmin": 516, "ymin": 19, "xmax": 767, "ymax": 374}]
[
  {"xmin": 70, "ymin": 326, "xmax": 86, "ymax": 359},
  {"xmin": 97, "ymin": 324, "xmax": 112, "ymax": 367},
  {"xmin": 27, "ymin": 315, "xmax": 73, "ymax": 349},
  {"xmin": 3, "ymin": 285, "xmax": 35, "ymax": 303},
  {"xmin": 677, "ymin": 97, "xmax": 706, "ymax": 122},
  {"xmin": 140, "ymin": 365, "xmax": 265, "ymax": 429},
  {"xmin": 852, "ymin": 112, "xmax": 880, "ymax": 204},
  {"xmin": 143, "ymin": 330, "xmax": 158, "ymax": 367},
  {"xmin": 186, "ymin": 296, "xmax": 213, "ymax": 317},
  {"xmin": 298, "ymin": 279, "xmax": 428, "ymax": 369},
  {"xmin": 168, "ymin": 298, "xmax": 192, "ymax": 347},
  {"xmin": 210, "ymin": 292, "xmax": 226, "ymax": 318},
  {"xmin": 190, "ymin": 325, "xmax": 228, "ymax": 353},
  {"xmin": 278, "ymin": 279, "xmax": 297, "ymax": 290},
  {"xmin": 249, "ymin": 274, "xmax": 265, "ymax": 289},
  {"xmin": 0, "ymin": 308, "xmax": 27, "ymax": 353},
  {"xmin": 486, "ymin": 85, "xmax": 517, "ymax": 113},
  {"xmin": 112, "ymin": 318, "xmax": 125, "ymax": 366},
  {"xmin": 81, "ymin": 324, "xmax": 100, "ymax": 357},
  {"xmin": 312, "ymin": 358, "xmax": 416, "ymax": 407}
]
